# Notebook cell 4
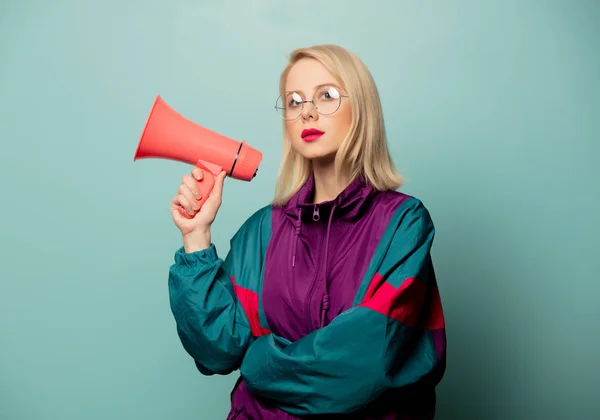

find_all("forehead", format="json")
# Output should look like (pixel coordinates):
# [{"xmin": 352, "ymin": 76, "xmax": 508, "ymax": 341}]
[{"xmin": 285, "ymin": 58, "xmax": 339, "ymax": 92}]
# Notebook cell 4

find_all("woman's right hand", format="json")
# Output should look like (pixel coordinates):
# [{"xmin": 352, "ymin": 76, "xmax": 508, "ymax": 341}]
[{"xmin": 170, "ymin": 167, "xmax": 227, "ymax": 244}]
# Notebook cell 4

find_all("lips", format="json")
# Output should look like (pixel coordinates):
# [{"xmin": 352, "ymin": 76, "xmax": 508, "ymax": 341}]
[{"xmin": 301, "ymin": 128, "xmax": 324, "ymax": 142}]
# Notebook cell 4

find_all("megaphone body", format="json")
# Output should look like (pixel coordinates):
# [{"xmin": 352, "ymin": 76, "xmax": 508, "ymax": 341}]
[{"xmin": 134, "ymin": 95, "xmax": 262, "ymax": 218}]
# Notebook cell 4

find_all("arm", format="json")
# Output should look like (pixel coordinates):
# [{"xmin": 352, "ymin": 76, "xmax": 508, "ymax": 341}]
[
  {"xmin": 168, "ymin": 242, "xmax": 251, "ymax": 375},
  {"xmin": 239, "ymin": 200, "xmax": 446, "ymax": 415},
  {"xmin": 168, "ymin": 206, "xmax": 270, "ymax": 376}
]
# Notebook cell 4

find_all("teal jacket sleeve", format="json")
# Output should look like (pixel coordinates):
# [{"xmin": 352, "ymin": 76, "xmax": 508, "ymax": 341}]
[
  {"xmin": 168, "ymin": 242, "xmax": 251, "ymax": 375},
  {"xmin": 168, "ymin": 206, "xmax": 271, "ymax": 376},
  {"xmin": 239, "ymin": 200, "xmax": 446, "ymax": 415}
]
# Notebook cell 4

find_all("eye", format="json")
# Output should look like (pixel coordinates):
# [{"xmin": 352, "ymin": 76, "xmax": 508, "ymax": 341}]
[
  {"xmin": 288, "ymin": 92, "xmax": 303, "ymax": 107},
  {"xmin": 321, "ymin": 86, "xmax": 340, "ymax": 100}
]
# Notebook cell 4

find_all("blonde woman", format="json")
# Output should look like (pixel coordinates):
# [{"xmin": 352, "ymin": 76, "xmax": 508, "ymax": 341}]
[{"xmin": 169, "ymin": 44, "xmax": 447, "ymax": 419}]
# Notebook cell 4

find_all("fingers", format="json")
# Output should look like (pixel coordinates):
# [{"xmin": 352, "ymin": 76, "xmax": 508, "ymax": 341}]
[
  {"xmin": 210, "ymin": 171, "xmax": 226, "ymax": 201},
  {"xmin": 182, "ymin": 173, "xmax": 203, "ymax": 200},
  {"xmin": 171, "ymin": 206, "xmax": 185, "ymax": 221},
  {"xmin": 191, "ymin": 167, "xmax": 204, "ymax": 181},
  {"xmin": 173, "ymin": 170, "xmax": 224, "ymax": 219},
  {"xmin": 170, "ymin": 196, "xmax": 187, "ymax": 219},
  {"xmin": 175, "ymin": 184, "xmax": 198, "ymax": 215}
]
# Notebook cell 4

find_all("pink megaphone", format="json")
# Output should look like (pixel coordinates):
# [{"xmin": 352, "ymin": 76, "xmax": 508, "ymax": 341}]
[{"xmin": 134, "ymin": 95, "xmax": 262, "ymax": 218}]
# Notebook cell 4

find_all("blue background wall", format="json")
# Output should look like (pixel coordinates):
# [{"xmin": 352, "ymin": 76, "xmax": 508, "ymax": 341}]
[{"xmin": 1, "ymin": 1, "xmax": 598, "ymax": 419}]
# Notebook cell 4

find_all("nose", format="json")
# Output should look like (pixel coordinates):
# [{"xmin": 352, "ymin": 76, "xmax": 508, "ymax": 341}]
[{"xmin": 301, "ymin": 100, "xmax": 319, "ymax": 121}]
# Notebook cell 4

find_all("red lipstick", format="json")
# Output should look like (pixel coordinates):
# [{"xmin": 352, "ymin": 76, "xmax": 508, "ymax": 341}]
[{"xmin": 301, "ymin": 128, "xmax": 324, "ymax": 142}]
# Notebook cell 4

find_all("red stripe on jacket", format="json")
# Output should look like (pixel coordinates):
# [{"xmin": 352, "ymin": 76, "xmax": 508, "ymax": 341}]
[
  {"xmin": 359, "ymin": 273, "xmax": 445, "ymax": 330},
  {"xmin": 231, "ymin": 276, "xmax": 271, "ymax": 337}
]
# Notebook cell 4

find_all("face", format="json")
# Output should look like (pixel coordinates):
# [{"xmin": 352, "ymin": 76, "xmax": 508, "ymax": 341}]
[{"xmin": 281, "ymin": 58, "xmax": 352, "ymax": 162}]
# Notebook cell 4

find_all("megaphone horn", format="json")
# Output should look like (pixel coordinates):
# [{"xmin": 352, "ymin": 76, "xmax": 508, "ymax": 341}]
[{"xmin": 134, "ymin": 95, "xmax": 262, "ymax": 218}]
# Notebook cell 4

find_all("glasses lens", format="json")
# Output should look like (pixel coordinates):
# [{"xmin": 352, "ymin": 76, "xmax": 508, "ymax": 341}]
[
  {"xmin": 276, "ymin": 92, "xmax": 303, "ymax": 120},
  {"xmin": 314, "ymin": 86, "xmax": 342, "ymax": 115},
  {"xmin": 275, "ymin": 87, "xmax": 343, "ymax": 119}
]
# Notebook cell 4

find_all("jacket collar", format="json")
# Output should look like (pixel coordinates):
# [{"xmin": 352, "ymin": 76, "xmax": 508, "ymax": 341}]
[
  {"xmin": 283, "ymin": 172, "xmax": 375, "ymax": 221},
  {"xmin": 282, "ymin": 172, "xmax": 376, "ymax": 268}
]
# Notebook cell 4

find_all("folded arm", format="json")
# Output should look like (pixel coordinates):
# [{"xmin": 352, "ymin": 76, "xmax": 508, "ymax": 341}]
[{"xmin": 240, "ymin": 200, "xmax": 446, "ymax": 415}]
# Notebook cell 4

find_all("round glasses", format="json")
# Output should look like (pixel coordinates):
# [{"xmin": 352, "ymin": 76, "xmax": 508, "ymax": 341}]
[{"xmin": 275, "ymin": 85, "xmax": 348, "ymax": 121}]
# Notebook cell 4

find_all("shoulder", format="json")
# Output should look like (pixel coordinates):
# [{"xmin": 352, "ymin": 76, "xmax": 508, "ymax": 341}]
[
  {"xmin": 240, "ymin": 204, "xmax": 273, "ymax": 228},
  {"xmin": 373, "ymin": 190, "xmax": 435, "ymax": 239},
  {"xmin": 230, "ymin": 204, "xmax": 273, "ymax": 245}
]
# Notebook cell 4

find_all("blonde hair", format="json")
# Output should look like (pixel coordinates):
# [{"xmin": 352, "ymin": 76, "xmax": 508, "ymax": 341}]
[{"xmin": 272, "ymin": 44, "xmax": 404, "ymax": 206}]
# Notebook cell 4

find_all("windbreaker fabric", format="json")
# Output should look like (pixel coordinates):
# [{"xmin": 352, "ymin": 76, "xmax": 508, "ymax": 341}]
[{"xmin": 168, "ymin": 174, "xmax": 446, "ymax": 419}]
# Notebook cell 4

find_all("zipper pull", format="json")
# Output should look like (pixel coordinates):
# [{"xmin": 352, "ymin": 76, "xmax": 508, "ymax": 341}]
[{"xmin": 313, "ymin": 204, "xmax": 320, "ymax": 221}]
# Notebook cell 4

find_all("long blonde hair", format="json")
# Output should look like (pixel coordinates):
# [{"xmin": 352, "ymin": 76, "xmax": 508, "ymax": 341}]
[{"xmin": 272, "ymin": 44, "xmax": 403, "ymax": 206}]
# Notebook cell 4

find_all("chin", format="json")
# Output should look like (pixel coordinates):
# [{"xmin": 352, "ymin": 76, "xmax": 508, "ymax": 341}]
[{"xmin": 294, "ymin": 143, "xmax": 337, "ymax": 162}]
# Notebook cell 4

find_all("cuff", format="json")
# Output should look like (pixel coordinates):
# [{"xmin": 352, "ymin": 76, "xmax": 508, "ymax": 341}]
[{"xmin": 173, "ymin": 243, "xmax": 219, "ymax": 268}]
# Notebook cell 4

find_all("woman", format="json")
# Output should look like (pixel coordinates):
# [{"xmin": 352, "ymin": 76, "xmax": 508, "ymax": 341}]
[{"xmin": 168, "ymin": 44, "xmax": 447, "ymax": 419}]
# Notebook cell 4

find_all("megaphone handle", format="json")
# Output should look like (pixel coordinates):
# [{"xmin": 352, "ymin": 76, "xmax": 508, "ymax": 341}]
[
  {"xmin": 178, "ymin": 169, "xmax": 215, "ymax": 219},
  {"xmin": 178, "ymin": 159, "xmax": 222, "ymax": 219}
]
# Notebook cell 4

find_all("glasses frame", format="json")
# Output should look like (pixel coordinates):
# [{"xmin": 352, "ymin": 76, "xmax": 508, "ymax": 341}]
[{"xmin": 274, "ymin": 86, "xmax": 349, "ymax": 121}]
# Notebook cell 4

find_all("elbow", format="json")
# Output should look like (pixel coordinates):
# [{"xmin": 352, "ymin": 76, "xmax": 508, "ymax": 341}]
[
  {"xmin": 184, "ymin": 338, "xmax": 246, "ymax": 376},
  {"xmin": 176, "ymin": 320, "xmax": 249, "ymax": 376},
  {"xmin": 194, "ymin": 358, "xmax": 241, "ymax": 376}
]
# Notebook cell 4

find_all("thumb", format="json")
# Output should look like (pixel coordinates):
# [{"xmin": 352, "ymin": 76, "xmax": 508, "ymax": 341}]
[{"xmin": 210, "ymin": 171, "xmax": 227, "ymax": 200}]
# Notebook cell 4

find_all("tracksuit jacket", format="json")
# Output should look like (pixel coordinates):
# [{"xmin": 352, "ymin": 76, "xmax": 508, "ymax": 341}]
[{"xmin": 168, "ymin": 173, "xmax": 447, "ymax": 419}]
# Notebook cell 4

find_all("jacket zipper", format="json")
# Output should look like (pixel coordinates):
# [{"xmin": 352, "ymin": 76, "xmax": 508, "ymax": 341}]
[
  {"xmin": 306, "ymin": 203, "xmax": 336, "ymax": 329},
  {"xmin": 305, "ymin": 204, "xmax": 323, "ymax": 329},
  {"xmin": 312, "ymin": 204, "xmax": 320, "ymax": 221}
]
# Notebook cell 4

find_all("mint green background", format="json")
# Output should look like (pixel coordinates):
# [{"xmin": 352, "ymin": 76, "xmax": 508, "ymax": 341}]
[{"xmin": 1, "ymin": 1, "xmax": 598, "ymax": 419}]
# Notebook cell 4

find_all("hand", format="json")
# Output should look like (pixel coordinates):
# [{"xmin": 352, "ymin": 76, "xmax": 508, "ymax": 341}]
[{"xmin": 170, "ymin": 168, "xmax": 227, "ymax": 238}]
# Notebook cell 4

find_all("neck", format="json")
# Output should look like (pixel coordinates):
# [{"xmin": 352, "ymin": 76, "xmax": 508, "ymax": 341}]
[{"xmin": 311, "ymin": 159, "xmax": 351, "ymax": 204}]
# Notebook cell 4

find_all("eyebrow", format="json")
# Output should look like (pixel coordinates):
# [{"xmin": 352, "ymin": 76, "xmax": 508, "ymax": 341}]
[{"xmin": 284, "ymin": 83, "xmax": 343, "ymax": 94}]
